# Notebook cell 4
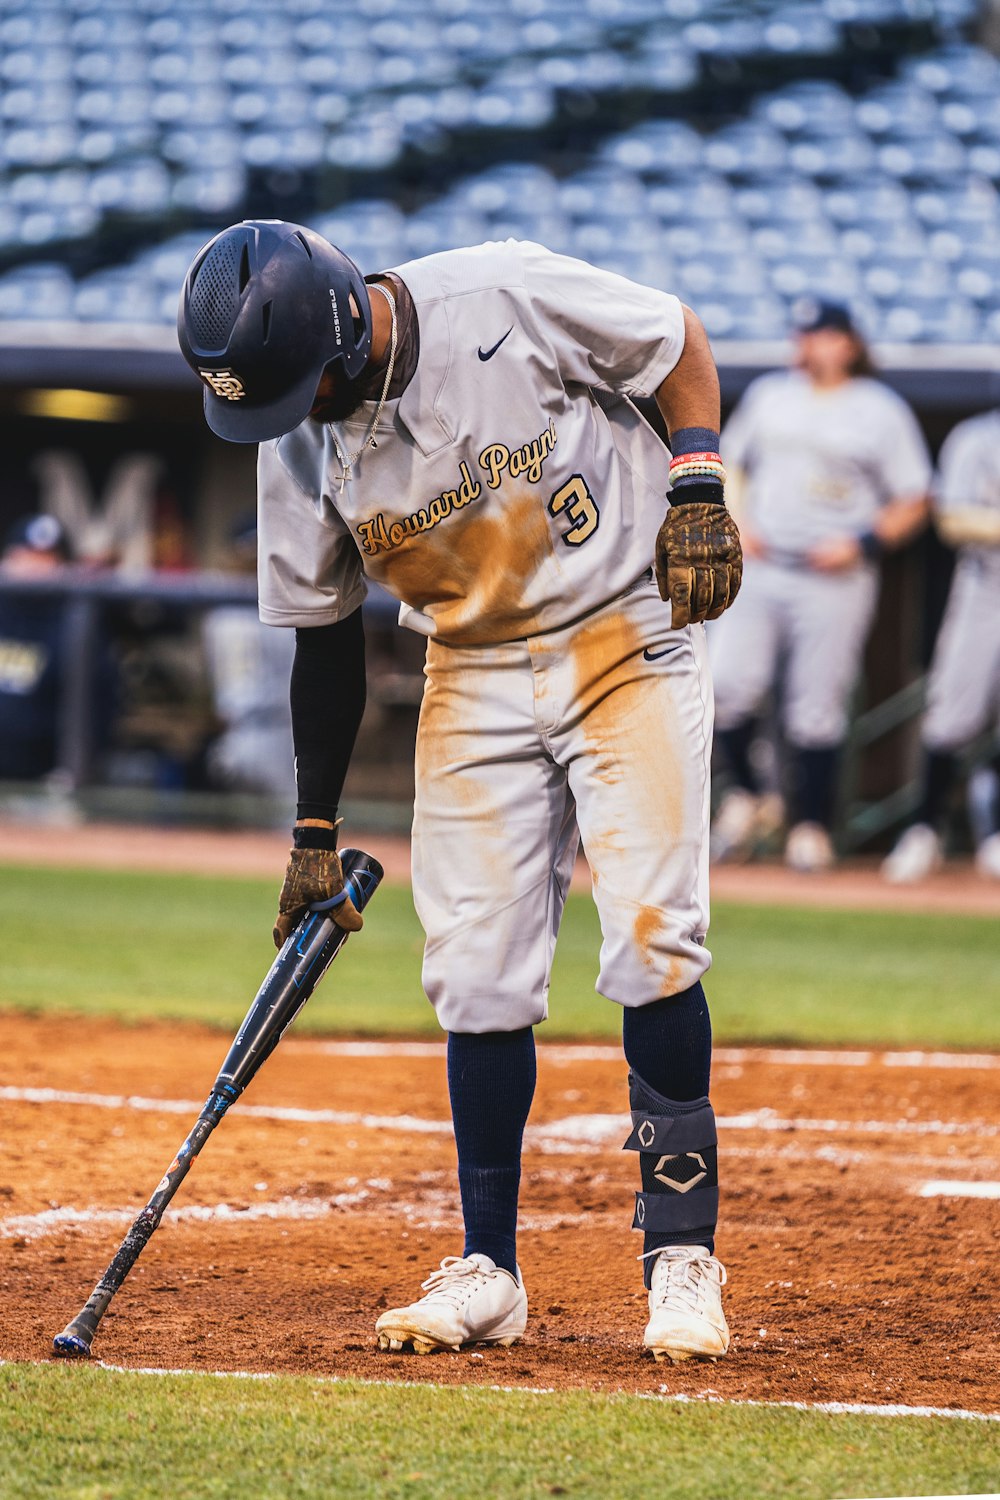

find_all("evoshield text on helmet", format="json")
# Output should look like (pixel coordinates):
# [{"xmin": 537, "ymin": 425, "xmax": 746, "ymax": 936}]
[{"xmin": 177, "ymin": 219, "xmax": 373, "ymax": 444}]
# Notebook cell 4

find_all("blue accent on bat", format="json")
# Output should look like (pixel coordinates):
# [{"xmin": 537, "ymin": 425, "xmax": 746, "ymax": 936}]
[
  {"xmin": 309, "ymin": 890, "xmax": 349, "ymax": 911},
  {"xmin": 346, "ymin": 871, "xmax": 375, "ymax": 907}
]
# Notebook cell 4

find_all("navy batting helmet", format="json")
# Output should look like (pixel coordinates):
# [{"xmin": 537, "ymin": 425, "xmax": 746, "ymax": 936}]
[{"xmin": 177, "ymin": 219, "xmax": 372, "ymax": 444}]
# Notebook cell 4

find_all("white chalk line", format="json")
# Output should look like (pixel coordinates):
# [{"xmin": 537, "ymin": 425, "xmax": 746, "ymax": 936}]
[
  {"xmin": 0, "ymin": 1193, "xmax": 381, "ymax": 1240},
  {"xmin": 0, "ymin": 1085, "xmax": 451, "ymax": 1135},
  {"xmin": 296, "ymin": 1040, "xmax": 1000, "ymax": 1071},
  {"xmin": 1, "ymin": 1194, "xmax": 602, "ymax": 1242},
  {"xmin": 11, "ymin": 1134, "xmax": 991, "ymax": 1241},
  {"xmin": 5, "ymin": 1359, "xmax": 996, "ymax": 1425},
  {"xmin": 11, "ymin": 1155, "xmax": 1000, "ymax": 1241},
  {"xmin": 3, "ymin": 1085, "xmax": 997, "ymax": 1146},
  {"xmin": 918, "ymin": 1180, "xmax": 1000, "ymax": 1199}
]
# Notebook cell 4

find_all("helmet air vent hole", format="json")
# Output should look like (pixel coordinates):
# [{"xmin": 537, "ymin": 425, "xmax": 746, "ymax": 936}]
[
  {"xmin": 294, "ymin": 231, "xmax": 313, "ymax": 258},
  {"xmin": 187, "ymin": 233, "xmax": 243, "ymax": 349},
  {"xmin": 239, "ymin": 243, "xmax": 251, "ymax": 293},
  {"xmin": 261, "ymin": 300, "xmax": 272, "ymax": 342}
]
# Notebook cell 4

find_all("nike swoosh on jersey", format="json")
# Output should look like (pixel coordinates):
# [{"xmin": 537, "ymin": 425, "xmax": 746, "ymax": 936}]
[
  {"xmin": 478, "ymin": 327, "xmax": 514, "ymax": 361},
  {"xmin": 642, "ymin": 643, "xmax": 683, "ymax": 661}
]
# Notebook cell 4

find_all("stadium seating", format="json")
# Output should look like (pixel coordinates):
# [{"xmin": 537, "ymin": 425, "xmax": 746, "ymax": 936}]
[{"xmin": 0, "ymin": 0, "xmax": 996, "ymax": 343}]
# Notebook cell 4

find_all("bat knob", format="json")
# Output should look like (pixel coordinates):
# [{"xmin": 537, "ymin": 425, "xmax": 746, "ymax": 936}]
[{"xmin": 52, "ymin": 1331, "xmax": 92, "ymax": 1359}]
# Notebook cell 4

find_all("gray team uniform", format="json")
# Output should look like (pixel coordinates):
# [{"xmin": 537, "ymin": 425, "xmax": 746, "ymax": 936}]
[
  {"xmin": 202, "ymin": 605, "xmax": 296, "ymax": 802},
  {"xmin": 257, "ymin": 240, "xmax": 714, "ymax": 1031},
  {"xmin": 923, "ymin": 410, "xmax": 1000, "ymax": 751},
  {"xmin": 710, "ymin": 370, "xmax": 931, "ymax": 747}
]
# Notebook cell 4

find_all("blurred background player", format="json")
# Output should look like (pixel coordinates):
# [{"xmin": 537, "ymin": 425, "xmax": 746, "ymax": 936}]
[
  {"xmin": 0, "ymin": 514, "xmax": 120, "ymax": 791},
  {"xmin": 882, "ymin": 407, "xmax": 1000, "ymax": 883},
  {"xmin": 0, "ymin": 515, "xmax": 73, "ymax": 782},
  {"xmin": 202, "ymin": 514, "xmax": 296, "ymax": 810},
  {"xmin": 709, "ymin": 298, "xmax": 932, "ymax": 872}
]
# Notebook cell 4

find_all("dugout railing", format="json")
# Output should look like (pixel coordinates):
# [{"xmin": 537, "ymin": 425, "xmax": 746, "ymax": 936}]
[{"xmin": 0, "ymin": 569, "xmax": 406, "ymax": 828}]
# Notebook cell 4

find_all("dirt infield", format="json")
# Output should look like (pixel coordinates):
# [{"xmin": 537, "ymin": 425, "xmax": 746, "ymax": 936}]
[
  {"xmin": 2, "ymin": 1012, "xmax": 998, "ymax": 1411},
  {"xmin": 2, "ymin": 818, "xmax": 1000, "ymax": 916}
]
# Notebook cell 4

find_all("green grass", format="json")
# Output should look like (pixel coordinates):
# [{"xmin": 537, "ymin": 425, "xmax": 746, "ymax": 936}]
[
  {"xmin": 1, "ymin": 1364, "xmax": 997, "ymax": 1500},
  {"xmin": 1, "ymin": 863, "xmax": 998, "ymax": 1048}
]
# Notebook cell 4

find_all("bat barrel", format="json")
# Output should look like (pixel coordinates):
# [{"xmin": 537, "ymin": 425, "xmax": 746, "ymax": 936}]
[{"xmin": 340, "ymin": 848, "xmax": 384, "ymax": 913}]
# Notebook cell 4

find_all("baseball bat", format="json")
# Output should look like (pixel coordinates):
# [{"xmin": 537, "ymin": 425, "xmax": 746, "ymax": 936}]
[{"xmin": 52, "ymin": 847, "xmax": 384, "ymax": 1360}]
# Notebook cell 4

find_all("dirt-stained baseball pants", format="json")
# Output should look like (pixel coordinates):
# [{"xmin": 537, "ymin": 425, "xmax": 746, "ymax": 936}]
[{"xmin": 411, "ymin": 577, "xmax": 714, "ymax": 1034}]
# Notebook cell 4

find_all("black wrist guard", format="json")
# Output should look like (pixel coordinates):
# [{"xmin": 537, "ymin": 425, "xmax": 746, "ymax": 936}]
[
  {"xmin": 668, "ymin": 480, "xmax": 725, "ymax": 508},
  {"xmin": 292, "ymin": 822, "xmax": 339, "ymax": 851}
]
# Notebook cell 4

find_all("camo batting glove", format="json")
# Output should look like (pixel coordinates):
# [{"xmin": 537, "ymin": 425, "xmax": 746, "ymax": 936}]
[
  {"xmin": 273, "ymin": 843, "xmax": 363, "ymax": 949},
  {"xmin": 655, "ymin": 499, "xmax": 743, "ymax": 629}
]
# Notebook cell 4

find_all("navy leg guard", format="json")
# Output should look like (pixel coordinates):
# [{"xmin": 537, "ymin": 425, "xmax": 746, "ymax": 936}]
[{"xmin": 624, "ymin": 1070, "xmax": 719, "ymax": 1287}]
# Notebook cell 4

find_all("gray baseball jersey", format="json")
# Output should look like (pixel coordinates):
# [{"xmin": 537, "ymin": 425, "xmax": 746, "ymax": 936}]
[
  {"xmin": 722, "ymin": 370, "xmax": 931, "ymax": 555},
  {"xmin": 257, "ymin": 239, "xmax": 685, "ymax": 645},
  {"xmin": 936, "ymin": 408, "xmax": 1000, "ymax": 577},
  {"xmin": 923, "ymin": 410, "xmax": 1000, "ymax": 749}
]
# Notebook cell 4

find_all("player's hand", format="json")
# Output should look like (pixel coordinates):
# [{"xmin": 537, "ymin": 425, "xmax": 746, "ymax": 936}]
[
  {"xmin": 808, "ymin": 535, "xmax": 862, "ymax": 573},
  {"xmin": 655, "ymin": 500, "xmax": 743, "ymax": 628},
  {"xmin": 273, "ymin": 845, "xmax": 363, "ymax": 948}
]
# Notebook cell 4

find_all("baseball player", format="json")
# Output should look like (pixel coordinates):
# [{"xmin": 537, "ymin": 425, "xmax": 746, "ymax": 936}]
[
  {"xmin": 178, "ymin": 220, "xmax": 742, "ymax": 1363},
  {"xmin": 709, "ymin": 299, "xmax": 931, "ymax": 871},
  {"xmin": 882, "ymin": 408, "xmax": 1000, "ymax": 882},
  {"xmin": 202, "ymin": 516, "xmax": 297, "ymax": 806},
  {"xmin": 0, "ymin": 514, "xmax": 72, "ymax": 780}
]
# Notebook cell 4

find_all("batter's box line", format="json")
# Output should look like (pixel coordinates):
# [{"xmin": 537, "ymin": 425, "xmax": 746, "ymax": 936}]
[{"xmin": 2, "ymin": 1086, "xmax": 997, "ymax": 1144}]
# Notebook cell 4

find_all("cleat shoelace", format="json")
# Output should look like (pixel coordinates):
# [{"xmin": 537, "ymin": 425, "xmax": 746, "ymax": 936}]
[
  {"xmin": 651, "ymin": 1255, "xmax": 727, "ymax": 1316},
  {"xmin": 417, "ymin": 1256, "xmax": 497, "ymax": 1310}
]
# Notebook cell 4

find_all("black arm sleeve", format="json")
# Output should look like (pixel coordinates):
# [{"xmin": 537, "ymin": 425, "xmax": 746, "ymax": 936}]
[{"xmin": 289, "ymin": 608, "xmax": 367, "ymax": 824}]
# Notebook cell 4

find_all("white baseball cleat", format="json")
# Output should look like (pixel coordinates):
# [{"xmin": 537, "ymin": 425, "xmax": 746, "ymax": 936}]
[
  {"xmin": 375, "ymin": 1253, "xmax": 528, "ymax": 1355},
  {"xmin": 784, "ymin": 821, "xmax": 835, "ymax": 873},
  {"xmin": 643, "ymin": 1246, "xmax": 730, "ymax": 1364},
  {"xmin": 881, "ymin": 823, "xmax": 942, "ymax": 884},
  {"xmin": 711, "ymin": 789, "xmax": 784, "ymax": 863},
  {"xmin": 975, "ymin": 831, "xmax": 1000, "ymax": 881}
]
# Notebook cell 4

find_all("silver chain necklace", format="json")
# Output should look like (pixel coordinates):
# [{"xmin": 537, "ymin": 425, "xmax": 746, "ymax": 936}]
[{"xmin": 328, "ymin": 280, "xmax": 398, "ymax": 493}]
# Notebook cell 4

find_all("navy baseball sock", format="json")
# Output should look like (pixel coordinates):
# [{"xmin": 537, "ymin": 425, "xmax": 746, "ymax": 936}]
[
  {"xmin": 623, "ymin": 985, "xmax": 715, "ymax": 1267},
  {"xmin": 447, "ymin": 1027, "xmax": 536, "ymax": 1278},
  {"xmin": 916, "ymin": 748, "xmax": 958, "ymax": 828},
  {"xmin": 791, "ymin": 744, "xmax": 841, "ymax": 828},
  {"xmin": 716, "ymin": 720, "xmax": 758, "ymax": 794}
]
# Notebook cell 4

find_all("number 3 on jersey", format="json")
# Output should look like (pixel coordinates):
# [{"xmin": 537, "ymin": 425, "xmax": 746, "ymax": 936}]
[{"xmin": 549, "ymin": 474, "xmax": 600, "ymax": 546}]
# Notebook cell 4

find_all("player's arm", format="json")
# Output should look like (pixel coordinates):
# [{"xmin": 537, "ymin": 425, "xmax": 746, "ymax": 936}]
[
  {"xmin": 809, "ymin": 491, "xmax": 929, "ymax": 572},
  {"xmin": 654, "ymin": 305, "xmax": 720, "ymax": 435},
  {"xmin": 937, "ymin": 507, "xmax": 1000, "ymax": 547},
  {"xmin": 272, "ymin": 608, "xmax": 368, "ymax": 947},
  {"xmin": 869, "ymin": 491, "xmax": 930, "ymax": 548},
  {"xmin": 932, "ymin": 420, "xmax": 1000, "ymax": 549},
  {"xmin": 652, "ymin": 305, "xmax": 743, "ymax": 627}
]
